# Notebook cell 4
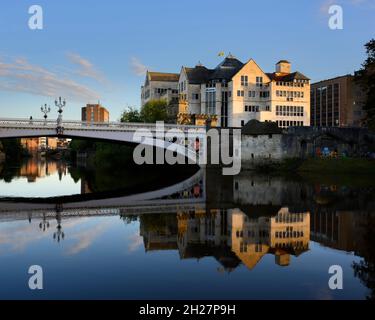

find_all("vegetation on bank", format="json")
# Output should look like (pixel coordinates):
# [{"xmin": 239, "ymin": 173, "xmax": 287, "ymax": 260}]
[
  {"xmin": 355, "ymin": 38, "xmax": 375, "ymax": 131},
  {"xmin": 0, "ymin": 138, "xmax": 28, "ymax": 161},
  {"xmin": 297, "ymin": 158, "xmax": 375, "ymax": 174},
  {"xmin": 255, "ymin": 157, "xmax": 375, "ymax": 175},
  {"xmin": 120, "ymin": 99, "xmax": 169, "ymax": 123},
  {"xmin": 69, "ymin": 139, "xmax": 134, "ymax": 166}
]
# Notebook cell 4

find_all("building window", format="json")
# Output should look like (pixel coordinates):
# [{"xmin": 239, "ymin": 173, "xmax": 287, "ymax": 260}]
[
  {"xmin": 240, "ymin": 242, "xmax": 248, "ymax": 253},
  {"xmin": 241, "ymin": 120, "xmax": 245, "ymax": 127},
  {"xmin": 248, "ymin": 91, "xmax": 256, "ymax": 98},
  {"xmin": 256, "ymin": 76, "xmax": 263, "ymax": 87},
  {"xmin": 241, "ymin": 75, "xmax": 248, "ymax": 86},
  {"xmin": 192, "ymin": 93, "xmax": 199, "ymax": 100},
  {"xmin": 206, "ymin": 90, "xmax": 216, "ymax": 115}
]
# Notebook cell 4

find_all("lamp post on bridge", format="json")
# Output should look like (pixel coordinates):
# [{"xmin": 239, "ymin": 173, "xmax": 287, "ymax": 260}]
[
  {"xmin": 55, "ymin": 97, "xmax": 66, "ymax": 135},
  {"xmin": 41, "ymin": 104, "xmax": 51, "ymax": 124}
]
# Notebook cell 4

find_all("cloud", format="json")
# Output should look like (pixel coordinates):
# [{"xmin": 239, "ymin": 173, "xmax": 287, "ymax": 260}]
[
  {"xmin": 67, "ymin": 222, "xmax": 110, "ymax": 255},
  {"xmin": 320, "ymin": 0, "xmax": 337, "ymax": 14},
  {"xmin": 130, "ymin": 57, "xmax": 148, "ymax": 76},
  {"xmin": 0, "ymin": 57, "xmax": 101, "ymax": 102},
  {"xmin": 0, "ymin": 217, "xmax": 89, "ymax": 254},
  {"xmin": 66, "ymin": 52, "xmax": 106, "ymax": 83},
  {"xmin": 128, "ymin": 232, "xmax": 143, "ymax": 252}
]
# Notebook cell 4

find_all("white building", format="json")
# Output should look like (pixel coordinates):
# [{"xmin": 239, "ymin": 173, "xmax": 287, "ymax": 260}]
[
  {"xmin": 141, "ymin": 71, "xmax": 179, "ymax": 107},
  {"xmin": 180, "ymin": 55, "xmax": 310, "ymax": 128},
  {"xmin": 140, "ymin": 55, "xmax": 310, "ymax": 128}
]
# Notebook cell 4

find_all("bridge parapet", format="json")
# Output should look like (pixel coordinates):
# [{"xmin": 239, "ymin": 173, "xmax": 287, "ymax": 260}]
[{"xmin": 0, "ymin": 118, "xmax": 205, "ymax": 132}]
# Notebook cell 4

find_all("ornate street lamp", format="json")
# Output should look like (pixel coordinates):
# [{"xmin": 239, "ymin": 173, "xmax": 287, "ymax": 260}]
[
  {"xmin": 55, "ymin": 96, "xmax": 66, "ymax": 114},
  {"xmin": 41, "ymin": 104, "xmax": 51, "ymax": 124},
  {"xmin": 55, "ymin": 97, "xmax": 66, "ymax": 134}
]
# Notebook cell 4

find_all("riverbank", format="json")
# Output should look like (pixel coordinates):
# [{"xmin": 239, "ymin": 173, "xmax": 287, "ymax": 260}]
[
  {"xmin": 255, "ymin": 158, "xmax": 375, "ymax": 175},
  {"xmin": 0, "ymin": 142, "xmax": 5, "ymax": 162}
]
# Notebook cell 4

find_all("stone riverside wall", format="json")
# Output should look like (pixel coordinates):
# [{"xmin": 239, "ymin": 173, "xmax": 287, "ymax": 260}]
[{"xmin": 240, "ymin": 126, "xmax": 375, "ymax": 168}]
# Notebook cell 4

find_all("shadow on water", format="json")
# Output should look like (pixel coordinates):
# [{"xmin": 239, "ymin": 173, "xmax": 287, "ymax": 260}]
[{"xmin": 0, "ymin": 156, "xmax": 200, "ymax": 202}]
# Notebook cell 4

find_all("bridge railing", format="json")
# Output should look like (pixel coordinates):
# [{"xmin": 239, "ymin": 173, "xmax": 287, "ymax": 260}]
[{"xmin": 0, "ymin": 118, "xmax": 205, "ymax": 133}]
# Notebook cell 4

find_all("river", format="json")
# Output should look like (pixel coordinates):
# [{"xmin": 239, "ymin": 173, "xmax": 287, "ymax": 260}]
[{"xmin": 0, "ymin": 157, "xmax": 374, "ymax": 300}]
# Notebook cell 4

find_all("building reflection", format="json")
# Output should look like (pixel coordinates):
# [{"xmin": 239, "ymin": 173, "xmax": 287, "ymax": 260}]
[
  {"xmin": 140, "ymin": 207, "xmax": 310, "ymax": 271},
  {"xmin": 311, "ymin": 209, "xmax": 370, "ymax": 253},
  {"xmin": 231, "ymin": 208, "xmax": 309, "ymax": 268},
  {"xmin": 19, "ymin": 158, "xmax": 68, "ymax": 182}
]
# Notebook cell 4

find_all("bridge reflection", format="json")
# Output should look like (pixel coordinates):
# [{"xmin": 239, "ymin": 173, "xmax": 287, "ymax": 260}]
[{"xmin": 0, "ymin": 168, "xmax": 373, "ymax": 272}]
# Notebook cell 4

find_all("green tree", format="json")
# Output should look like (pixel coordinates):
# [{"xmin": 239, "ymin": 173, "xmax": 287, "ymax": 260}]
[
  {"xmin": 140, "ymin": 99, "xmax": 168, "ymax": 123},
  {"xmin": 355, "ymin": 39, "xmax": 375, "ymax": 130},
  {"xmin": 120, "ymin": 107, "xmax": 142, "ymax": 123},
  {"xmin": 69, "ymin": 139, "xmax": 95, "ymax": 152},
  {"xmin": 352, "ymin": 214, "xmax": 375, "ymax": 300},
  {"xmin": 0, "ymin": 138, "xmax": 26, "ymax": 160}
]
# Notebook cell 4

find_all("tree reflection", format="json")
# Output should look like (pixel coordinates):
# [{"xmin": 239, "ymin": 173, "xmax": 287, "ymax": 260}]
[{"xmin": 352, "ymin": 213, "xmax": 375, "ymax": 300}]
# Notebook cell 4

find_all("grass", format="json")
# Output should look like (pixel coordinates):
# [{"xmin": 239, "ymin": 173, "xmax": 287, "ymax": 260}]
[
  {"xmin": 252, "ymin": 157, "xmax": 375, "ymax": 187},
  {"xmin": 298, "ymin": 158, "xmax": 375, "ymax": 174}
]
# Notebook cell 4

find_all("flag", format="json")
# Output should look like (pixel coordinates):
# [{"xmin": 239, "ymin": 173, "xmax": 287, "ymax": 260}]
[{"xmin": 218, "ymin": 51, "xmax": 225, "ymax": 57}]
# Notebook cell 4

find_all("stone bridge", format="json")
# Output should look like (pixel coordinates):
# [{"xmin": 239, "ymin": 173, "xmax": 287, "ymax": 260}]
[
  {"xmin": 0, "ymin": 169, "xmax": 206, "ymax": 220},
  {"xmin": 0, "ymin": 118, "xmax": 207, "ymax": 164}
]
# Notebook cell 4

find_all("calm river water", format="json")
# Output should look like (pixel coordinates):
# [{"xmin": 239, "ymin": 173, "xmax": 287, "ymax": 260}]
[{"xmin": 0, "ymin": 157, "xmax": 374, "ymax": 300}]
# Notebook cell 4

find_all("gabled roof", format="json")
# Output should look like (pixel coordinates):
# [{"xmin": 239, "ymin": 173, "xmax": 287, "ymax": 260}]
[
  {"xmin": 242, "ymin": 120, "xmax": 282, "ymax": 135},
  {"xmin": 184, "ymin": 66, "xmax": 213, "ymax": 84},
  {"xmin": 209, "ymin": 55, "xmax": 244, "ymax": 81},
  {"xmin": 215, "ymin": 54, "xmax": 244, "ymax": 69},
  {"xmin": 231, "ymin": 58, "xmax": 271, "ymax": 83},
  {"xmin": 266, "ymin": 71, "xmax": 310, "ymax": 82},
  {"xmin": 148, "ymin": 71, "xmax": 179, "ymax": 82},
  {"xmin": 180, "ymin": 243, "xmax": 241, "ymax": 270}
]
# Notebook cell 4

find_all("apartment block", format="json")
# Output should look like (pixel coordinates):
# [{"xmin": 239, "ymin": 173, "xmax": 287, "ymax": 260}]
[
  {"xmin": 81, "ymin": 104, "xmax": 110, "ymax": 123},
  {"xmin": 310, "ymin": 75, "xmax": 366, "ymax": 127}
]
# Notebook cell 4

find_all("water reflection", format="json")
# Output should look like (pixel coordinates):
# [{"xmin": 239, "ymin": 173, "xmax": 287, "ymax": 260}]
[
  {"xmin": 0, "ymin": 158, "xmax": 374, "ymax": 299},
  {"xmin": 140, "ymin": 208, "xmax": 310, "ymax": 271},
  {"xmin": 0, "ymin": 157, "xmax": 68, "ymax": 183}
]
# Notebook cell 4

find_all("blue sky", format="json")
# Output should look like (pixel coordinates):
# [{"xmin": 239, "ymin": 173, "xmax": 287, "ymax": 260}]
[{"xmin": 0, "ymin": 0, "xmax": 374, "ymax": 120}]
